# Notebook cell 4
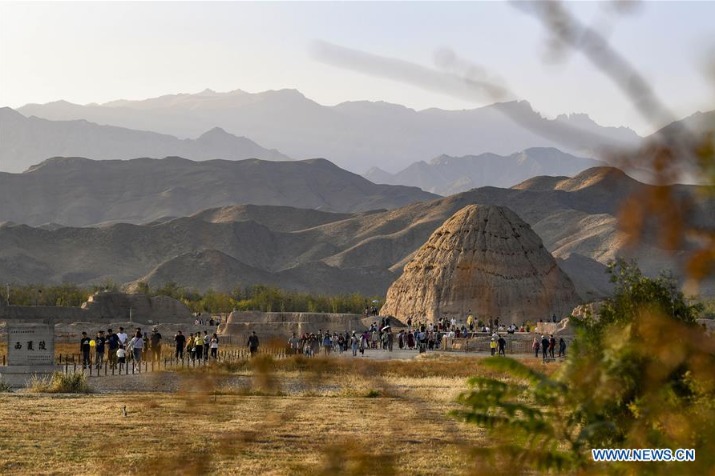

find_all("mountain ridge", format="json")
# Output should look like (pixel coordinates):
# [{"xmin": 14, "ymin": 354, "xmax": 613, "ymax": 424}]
[
  {"xmin": 0, "ymin": 156, "xmax": 437, "ymax": 227},
  {"xmin": 0, "ymin": 107, "xmax": 291, "ymax": 173},
  {"xmin": 15, "ymin": 88, "xmax": 643, "ymax": 173},
  {"xmin": 364, "ymin": 147, "xmax": 604, "ymax": 195}
]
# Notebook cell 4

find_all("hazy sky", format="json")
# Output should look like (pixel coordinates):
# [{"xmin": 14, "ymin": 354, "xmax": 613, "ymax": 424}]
[{"xmin": 1, "ymin": 1, "xmax": 713, "ymax": 135}]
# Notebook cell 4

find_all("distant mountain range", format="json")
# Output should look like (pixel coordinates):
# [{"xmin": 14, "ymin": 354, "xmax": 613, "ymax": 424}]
[
  {"xmin": 15, "ymin": 88, "xmax": 642, "ymax": 173},
  {"xmin": 1, "ymin": 166, "xmax": 711, "ymax": 300},
  {"xmin": 0, "ymin": 107, "xmax": 289, "ymax": 173},
  {"xmin": 364, "ymin": 147, "xmax": 603, "ymax": 195},
  {"xmin": 0, "ymin": 156, "xmax": 437, "ymax": 227}
]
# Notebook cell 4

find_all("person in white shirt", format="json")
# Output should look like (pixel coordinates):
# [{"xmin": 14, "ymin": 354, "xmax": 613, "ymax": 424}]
[
  {"xmin": 129, "ymin": 330, "xmax": 143, "ymax": 364},
  {"xmin": 117, "ymin": 345, "xmax": 126, "ymax": 365},
  {"xmin": 210, "ymin": 333, "xmax": 219, "ymax": 360},
  {"xmin": 117, "ymin": 327, "xmax": 128, "ymax": 346}
]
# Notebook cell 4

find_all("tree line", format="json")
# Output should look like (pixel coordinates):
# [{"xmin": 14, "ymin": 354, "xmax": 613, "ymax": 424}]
[{"xmin": 3, "ymin": 282, "xmax": 382, "ymax": 315}]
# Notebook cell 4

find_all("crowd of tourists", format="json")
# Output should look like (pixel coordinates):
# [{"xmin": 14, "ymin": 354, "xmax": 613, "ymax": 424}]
[
  {"xmin": 280, "ymin": 314, "xmax": 569, "ymax": 359},
  {"xmin": 532, "ymin": 334, "xmax": 567, "ymax": 360},
  {"xmin": 79, "ymin": 326, "xmax": 220, "ymax": 369},
  {"xmin": 78, "ymin": 314, "xmax": 569, "ymax": 369},
  {"xmin": 285, "ymin": 317, "xmax": 473, "ymax": 357}
]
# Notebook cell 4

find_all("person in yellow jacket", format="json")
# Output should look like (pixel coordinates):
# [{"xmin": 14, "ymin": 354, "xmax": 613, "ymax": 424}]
[
  {"xmin": 466, "ymin": 313, "xmax": 474, "ymax": 332},
  {"xmin": 489, "ymin": 338, "xmax": 497, "ymax": 356},
  {"xmin": 186, "ymin": 334, "xmax": 195, "ymax": 360}
]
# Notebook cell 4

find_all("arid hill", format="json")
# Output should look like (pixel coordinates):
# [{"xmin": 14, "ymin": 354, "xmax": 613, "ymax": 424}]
[
  {"xmin": 0, "ymin": 167, "xmax": 711, "ymax": 299},
  {"xmin": 0, "ymin": 156, "xmax": 437, "ymax": 227},
  {"xmin": 0, "ymin": 167, "xmax": 715, "ymax": 300}
]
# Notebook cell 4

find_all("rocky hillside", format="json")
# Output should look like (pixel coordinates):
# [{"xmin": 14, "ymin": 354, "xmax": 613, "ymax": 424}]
[{"xmin": 0, "ymin": 156, "xmax": 437, "ymax": 226}]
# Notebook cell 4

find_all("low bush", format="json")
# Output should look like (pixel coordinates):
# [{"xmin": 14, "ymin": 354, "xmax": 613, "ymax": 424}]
[
  {"xmin": 27, "ymin": 372, "xmax": 92, "ymax": 393},
  {"xmin": 0, "ymin": 379, "xmax": 12, "ymax": 393}
]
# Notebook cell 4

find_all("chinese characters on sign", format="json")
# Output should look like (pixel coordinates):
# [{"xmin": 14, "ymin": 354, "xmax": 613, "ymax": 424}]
[{"xmin": 13, "ymin": 340, "xmax": 47, "ymax": 350}]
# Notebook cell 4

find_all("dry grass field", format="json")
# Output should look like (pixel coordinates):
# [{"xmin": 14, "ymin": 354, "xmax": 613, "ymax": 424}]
[{"xmin": 0, "ymin": 353, "xmax": 557, "ymax": 475}]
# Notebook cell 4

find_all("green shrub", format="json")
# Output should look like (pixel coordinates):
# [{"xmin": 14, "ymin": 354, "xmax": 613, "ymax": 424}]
[{"xmin": 453, "ymin": 260, "xmax": 715, "ymax": 474}]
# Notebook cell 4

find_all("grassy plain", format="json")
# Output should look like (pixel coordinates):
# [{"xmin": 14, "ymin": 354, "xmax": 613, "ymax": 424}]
[{"xmin": 0, "ymin": 353, "xmax": 557, "ymax": 475}]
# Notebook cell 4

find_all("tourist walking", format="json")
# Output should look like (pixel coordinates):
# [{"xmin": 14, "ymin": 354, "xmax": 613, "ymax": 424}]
[
  {"xmin": 360, "ymin": 331, "xmax": 369, "ymax": 355},
  {"xmin": 247, "ymin": 331, "xmax": 260, "ymax": 357},
  {"xmin": 117, "ymin": 327, "xmax": 128, "ymax": 347},
  {"xmin": 323, "ymin": 333, "xmax": 332, "ymax": 355},
  {"xmin": 174, "ymin": 330, "xmax": 186, "ymax": 359},
  {"xmin": 117, "ymin": 345, "xmax": 126, "ymax": 367},
  {"xmin": 194, "ymin": 332, "xmax": 203, "ymax": 361},
  {"xmin": 186, "ymin": 333, "xmax": 195, "ymax": 360},
  {"xmin": 288, "ymin": 332, "xmax": 300, "ymax": 355},
  {"xmin": 210, "ymin": 333, "xmax": 219, "ymax": 359},
  {"xmin": 203, "ymin": 331, "xmax": 210, "ymax": 361},
  {"xmin": 107, "ymin": 329, "xmax": 119, "ymax": 369},
  {"xmin": 497, "ymin": 335, "xmax": 506, "ymax": 356},
  {"xmin": 80, "ymin": 332, "xmax": 91, "ymax": 369},
  {"xmin": 150, "ymin": 327, "xmax": 162, "ymax": 362},
  {"xmin": 558, "ymin": 337, "xmax": 567, "ymax": 357},
  {"xmin": 130, "ymin": 330, "xmax": 144, "ymax": 365},
  {"xmin": 95, "ymin": 331, "xmax": 106, "ymax": 369}
]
